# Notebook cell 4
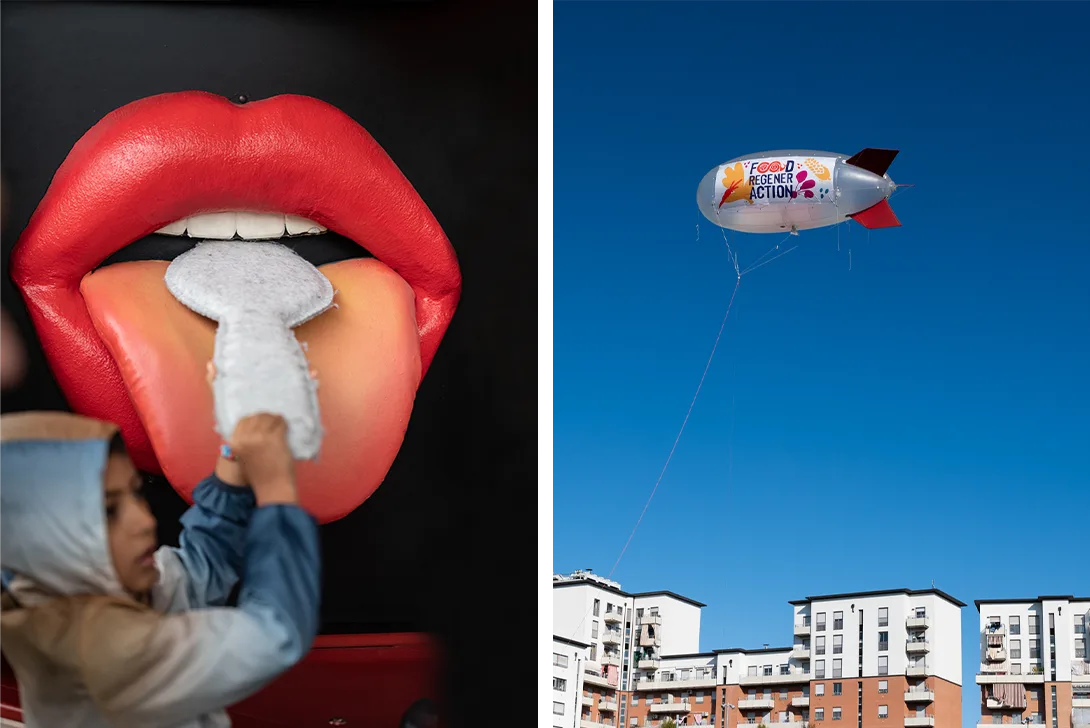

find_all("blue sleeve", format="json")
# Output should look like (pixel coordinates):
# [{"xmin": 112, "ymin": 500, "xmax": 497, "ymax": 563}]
[
  {"xmin": 237, "ymin": 504, "xmax": 322, "ymax": 651},
  {"xmin": 166, "ymin": 474, "xmax": 256, "ymax": 608}
]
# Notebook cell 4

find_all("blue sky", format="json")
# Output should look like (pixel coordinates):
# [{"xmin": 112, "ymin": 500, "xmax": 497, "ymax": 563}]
[{"xmin": 552, "ymin": 2, "xmax": 1089, "ymax": 725}]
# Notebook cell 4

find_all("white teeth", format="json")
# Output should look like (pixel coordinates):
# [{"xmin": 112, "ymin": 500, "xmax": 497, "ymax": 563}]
[
  {"xmin": 155, "ymin": 212, "xmax": 327, "ymax": 239},
  {"xmin": 236, "ymin": 212, "xmax": 286, "ymax": 239},
  {"xmin": 157, "ymin": 218, "xmax": 188, "ymax": 236},
  {"xmin": 186, "ymin": 212, "xmax": 237, "ymax": 239},
  {"xmin": 286, "ymin": 214, "xmax": 328, "ymax": 236}
]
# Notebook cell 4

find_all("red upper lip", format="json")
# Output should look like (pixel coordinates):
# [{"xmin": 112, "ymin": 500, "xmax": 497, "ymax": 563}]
[{"xmin": 11, "ymin": 90, "xmax": 461, "ymax": 470}]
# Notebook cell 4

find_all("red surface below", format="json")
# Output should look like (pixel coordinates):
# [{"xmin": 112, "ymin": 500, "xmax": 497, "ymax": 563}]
[{"xmin": 1, "ymin": 632, "xmax": 442, "ymax": 727}]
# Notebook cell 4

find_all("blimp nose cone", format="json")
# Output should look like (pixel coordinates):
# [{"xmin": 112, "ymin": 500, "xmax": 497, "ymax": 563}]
[{"xmin": 885, "ymin": 175, "xmax": 896, "ymax": 198}]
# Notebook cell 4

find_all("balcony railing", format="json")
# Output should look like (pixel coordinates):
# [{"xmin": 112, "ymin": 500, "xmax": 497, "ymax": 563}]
[
  {"xmin": 906, "ymin": 663, "xmax": 928, "ymax": 677},
  {"xmin": 904, "ymin": 716, "xmax": 934, "ymax": 727},
  {"xmin": 794, "ymin": 620, "xmax": 811, "ymax": 635},
  {"xmin": 601, "ymin": 630, "xmax": 622, "ymax": 645},
  {"xmin": 907, "ymin": 639, "xmax": 931, "ymax": 654},
  {"xmin": 737, "ymin": 698, "xmax": 775, "ymax": 710},
  {"xmin": 739, "ymin": 669, "xmax": 810, "ymax": 686},
  {"xmin": 907, "ymin": 616, "xmax": 931, "ymax": 629},
  {"xmin": 632, "ymin": 674, "xmax": 717, "ymax": 691},
  {"xmin": 641, "ymin": 614, "xmax": 662, "ymax": 626},
  {"xmin": 904, "ymin": 689, "xmax": 934, "ymax": 702},
  {"xmin": 648, "ymin": 701, "xmax": 691, "ymax": 714},
  {"xmin": 604, "ymin": 610, "xmax": 623, "ymax": 623}
]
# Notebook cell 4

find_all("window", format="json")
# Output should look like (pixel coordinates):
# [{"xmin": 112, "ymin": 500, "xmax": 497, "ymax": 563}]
[
  {"xmin": 553, "ymin": 677, "xmax": 567, "ymax": 691},
  {"xmin": 878, "ymin": 680, "xmax": 888, "ymax": 694},
  {"xmin": 816, "ymin": 660, "xmax": 825, "ymax": 679},
  {"xmin": 553, "ymin": 702, "xmax": 565, "ymax": 716},
  {"xmin": 780, "ymin": 688, "xmax": 788, "ymax": 699},
  {"xmin": 695, "ymin": 691, "xmax": 704, "ymax": 703},
  {"xmin": 553, "ymin": 653, "xmax": 569, "ymax": 668},
  {"xmin": 815, "ymin": 708, "xmax": 825, "ymax": 721},
  {"xmin": 1030, "ymin": 639, "xmax": 1040, "ymax": 659},
  {"xmin": 1029, "ymin": 614, "xmax": 1040, "ymax": 634},
  {"xmin": 914, "ymin": 606, "xmax": 926, "ymax": 618},
  {"xmin": 833, "ymin": 635, "xmax": 843, "ymax": 654},
  {"xmin": 631, "ymin": 694, "xmax": 638, "ymax": 705},
  {"xmin": 637, "ymin": 608, "xmax": 644, "ymax": 617},
  {"xmin": 878, "ymin": 656, "xmax": 888, "ymax": 676},
  {"xmin": 878, "ymin": 631, "xmax": 888, "ymax": 651},
  {"xmin": 594, "ymin": 599, "xmax": 600, "ymax": 616},
  {"xmin": 590, "ymin": 646, "xmax": 597, "ymax": 661},
  {"xmin": 833, "ymin": 682, "xmax": 842, "ymax": 696},
  {"xmin": 763, "ymin": 665, "xmax": 773, "ymax": 677},
  {"xmin": 833, "ymin": 611, "xmax": 844, "ymax": 630},
  {"xmin": 1012, "ymin": 663, "xmax": 1022, "ymax": 674},
  {"xmin": 1011, "ymin": 639, "xmax": 1022, "ymax": 659},
  {"xmin": 649, "ymin": 608, "xmax": 659, "ymax": 616},
  {"xmin": 1077, "ymin": 618, "xmax": 1087, "ymax": 635},
  {"xmin": 833, "ymin": 707, "xmax": 842, "ymax": 721},
  {"xmin": 592, "ymin": 621, "xmax": 599, "ymax": 638},
  {"xmin": 878, "ymin": 705, "xmax": 888, "ymax": 719},
  {"xmin": 817, "ymin": 612, "xmax": 827, "ymax": 631},
  {"xmin": 748, "ymin": 666, "xmax": 758, "ymax": 676},
  {"xmin": 781, "ymin": 664, "xmax": 791, "ymax": 676},
  {"xmin": 816, "ymin": 636, "xmax": 826, "ymax": 655},
  {"xmin": 1076, "ymin": 639, "xmax": 1086, "ymax": 659},
  {"xmin": 833, "ymin": 659, "xmax": 842, "ymax": 678},
  {"xmin": 878, "ymin": 607, "xmax": 888, "ymax": 627},
  {"xmin": 1010, "ymin": 615, "xmax": 1020, "ymax": 635},
  {"xmin": 815, "ymin": 683, "xmax": 825, "ymax": 696}
]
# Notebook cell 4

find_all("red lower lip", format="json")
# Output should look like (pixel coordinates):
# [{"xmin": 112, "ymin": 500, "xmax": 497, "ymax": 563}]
[{"xmin": 11, "ymin": 91, "xmax": 461, "ymax": 522}]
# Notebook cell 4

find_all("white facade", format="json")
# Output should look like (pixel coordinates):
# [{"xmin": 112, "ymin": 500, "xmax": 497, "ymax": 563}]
[
  {"xmin": 632, "ymin": 594, "xmax": 702, "ymax": 658},
  {"xmin": 791, "ymin": 590, "xmax": 963, "ymax": 685},
  {"xmin": 975, "ymin": 597, "xmax": 1090, "ymax": 682},
  {"xmin": 553, "ymin": 636, "xmax": 590, "ymax": 728},
  {"xmin": 553, "ymin": 571, "xmax": 706, "ymax": 692}
]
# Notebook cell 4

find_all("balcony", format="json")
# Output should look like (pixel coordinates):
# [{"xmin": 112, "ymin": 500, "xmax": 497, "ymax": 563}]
[
  {"xmin": 985, "ymin": 697, "xmax": 1023, "ymax": 709},
  {"xmin": 984, "ymin": 623, "xmax": 1007, "ymax": 636},
  {"xmin": 738, "ymin": 698, "xmax": 776, "ymax": 710},
  {"xmin": 792, "ymin": 696, "xmax": 810, "ymax": 708},
  {"xmin": 791, "ymin": 646, "xmax": 811, "ymax": 660},
  {"xmin": 794, "ymin": 621, "xmax": 811, "ymax": 636},
  {"xmin": 985, "ymin": 647, "xmax": 1006, "ymax": 662},
  {"xmin": 906, "ymin": 639, "xmax": 931, "ymax": 654},
  {"xmin": 601, "ymin": 653, "xmax": 622, "ymax": 667},
  {"xmin": 904, "ymin": 689, "xmax": 934, "ymax": 702},
  {"xmin": 904, "ymin": 717, "xmax": 934, "ymax": 727},
  {"xmin": 582, "ymin": 693, "xmax": 594, "ymax": 707},
  {"xmin": 739, "ymin": 669, "xmax": 810, "ymax": 686},
  {"xmin": 1073, "ymin": 697, "xmax": 1090, "ymax": 708},
  {"xmin": 641, "ymin": 614, "xmax": 662, "ymax": 626},
  {"xmin": 583, "ymin": 671, "xmax": 617, "ymax": 689},
  {"xmin": 639, "ymin": 633, "xmax": 662, "ymax": 648},
  {"xmin": 907, "ymin": 616, "xmax": 931, "ymax": 630},
  {"xmin": 764, "ymin": 723, "xmax": 810, "ymax": 727},
  {"xmin": 638, "ymin": 658, "xmax": 661, "ymax": 670},
  {"xmin": 580, "ymin": 720, "xmax": 614, "ymax": 728},
  {"xmin": 906, "ymin": 664, "xmax": 928, "ymax": 677},
  {"xmin": 599, "ymin": 699, "xmax": 618, "ymax": 712},
  {"xmin": 649, "ymin": 701, "xmax": 691, "ymax": 714},
  {"xmin": 975, "ymin": 673, "xmax": 1045, "ymax": 685},
  {"xmin": 633, "ymin": 676, "xmax": 718, "ymax": 691},
  {"xmin": 603, "ymin": 610, "xmax": 623, "ymax": 624},
  {"xmin": 601, "ymin": 631, "xmax": 622, "ymax": 645}
]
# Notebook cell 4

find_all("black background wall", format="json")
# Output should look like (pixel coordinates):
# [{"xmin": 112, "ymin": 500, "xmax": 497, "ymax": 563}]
[{"xmin": 1, "ymin": 2, "xmax": 538, "ymax": 725}]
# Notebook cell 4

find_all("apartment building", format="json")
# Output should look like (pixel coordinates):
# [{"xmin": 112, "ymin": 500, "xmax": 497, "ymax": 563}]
[
  {"xmin": 973, "ymin": 596, "xmax": 1090, "ymax": 728},
  {"xmin": 785, "ymin": 589, "xmax": 965, "ymax": 728},
  {"xmin": 553, "ymin": 570, "xmax": 705, "ymax": 693},
  {"xmin": 555, "ymin": 636, "xmax": 592, "ymax": 728},
  {"xmin": 552, "ymin": 573, "xmax": 966, "ymax": 728}
]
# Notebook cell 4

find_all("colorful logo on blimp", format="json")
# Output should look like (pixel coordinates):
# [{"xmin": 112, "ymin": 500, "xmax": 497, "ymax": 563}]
[{"xmin": 719, "ymin": 158, "xmax": 825, "ymax": 208}]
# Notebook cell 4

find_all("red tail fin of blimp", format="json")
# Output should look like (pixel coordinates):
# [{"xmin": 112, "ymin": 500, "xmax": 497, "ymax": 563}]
[
  {"xmin": 845, "ymin": 148, "xmax": 899, "ymax": 176},
  {"xmin": 849, "ymin": 198, "xmax": 901, "ymax": 229}
]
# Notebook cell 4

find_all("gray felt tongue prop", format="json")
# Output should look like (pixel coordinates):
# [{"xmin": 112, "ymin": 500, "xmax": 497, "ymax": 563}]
[{"xmin": 165, "ymin": 240, "xmax": 335, "ymax": 460}]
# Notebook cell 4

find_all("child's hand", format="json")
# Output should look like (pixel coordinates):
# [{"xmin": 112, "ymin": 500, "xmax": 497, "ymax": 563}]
[{"xmin": 230, "ymin": 413, "xmax": 297, "ymax": 506}]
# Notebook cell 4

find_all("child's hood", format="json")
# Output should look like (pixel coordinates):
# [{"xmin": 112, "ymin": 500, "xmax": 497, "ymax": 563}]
[{"xmin": 1, "ymin": 412, "xmax": 127, "ymax": 601}]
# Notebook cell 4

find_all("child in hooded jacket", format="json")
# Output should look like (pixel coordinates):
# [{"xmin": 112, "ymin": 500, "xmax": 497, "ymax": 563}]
[{"xmin": 0, "ymin": 406, "xmax": 320, "ymax": 728}]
